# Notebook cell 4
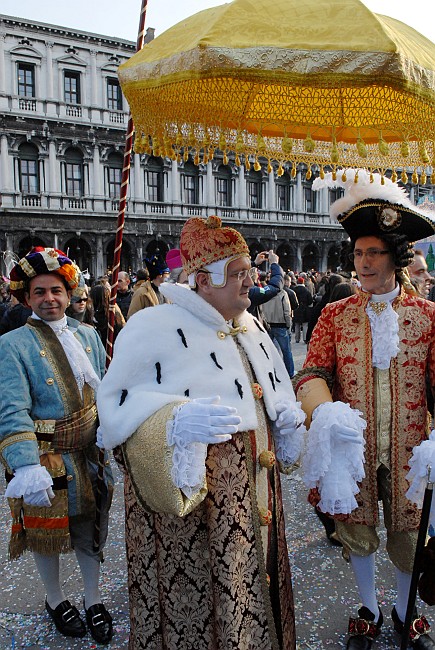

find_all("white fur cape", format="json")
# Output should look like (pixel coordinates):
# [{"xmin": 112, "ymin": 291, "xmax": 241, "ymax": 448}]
[{"xmin": 97, "ymin": 283, "xmax": 295, "ymax": 449}]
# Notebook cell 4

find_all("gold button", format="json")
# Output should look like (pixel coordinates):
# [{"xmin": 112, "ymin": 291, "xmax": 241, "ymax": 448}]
[
  {"xmin": 105, "ymin": 460, "xmax": 110, "ymax": 466},
  {"xmin": 258, "ymin": 508, "xmax": 272, "ymax": 526},
  {"xmin": 40, "ymin": 350, "xmax": 46, "ymax": 357},
  {"xmin": 259, "ymin": 450, "xmax": 275, "ymax": 469},
  {"xmin": 252, "ymin": 382, "xmax": 263, "ymax": 400},
  {"xmin": 46, "ymin": 378, "xmax": 54, "ymax": 386},
  {"xmin": 217, "ymin": 331, "xmax": 226, "ymax": 340},
  {"xmin": 85, "ymin": 346, "xmax": 92, "ymax": 353},
  {"xmin": 67, "ymin": 475, "xmax": 73, "ymax": 481}
]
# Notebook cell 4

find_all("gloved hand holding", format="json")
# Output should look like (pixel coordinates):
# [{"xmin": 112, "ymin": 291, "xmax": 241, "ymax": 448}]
[
  {"xmin": 329, "ymin": 422, "xmax": 364, "ymax": 445},
  {"xmin": 312, "ymin": 402, "xmax": 365, "ymax": 445},
  {"xmin": 5, "ymin": 464, "xmax": 54, "ymax": 507},
  {"xmin": 274, "ymin": 401, "xmax": 306, "ymax": 437},
  {"xmin": 169, "ymin": 396, "xmax": 241, "ymax": 446}
]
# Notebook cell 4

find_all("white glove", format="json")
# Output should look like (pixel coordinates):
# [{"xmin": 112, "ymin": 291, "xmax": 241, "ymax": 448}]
[
  {"xmin": 169, "ymin": 396, "xmax": 241, "ymax": 446},
  {"xmin": 5, "ymin": 464, "xmax": 54, "ymax": 507},
  {"xmin": 313, "ymin": 403, "xmax": 364, "ymax": 445},
  {"xmin": 275, "ymin": 401, "xmax": 306, "ymax": 436},
  {"xmin": 273, "ymin": 401, "xmax": 306, "ymax": 466},
  {"xmin": 96, "ymin": 426, "xmax": 104, "ymax": 449}
]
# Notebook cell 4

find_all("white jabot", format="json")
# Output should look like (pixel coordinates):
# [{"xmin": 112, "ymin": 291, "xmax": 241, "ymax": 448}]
[
  {"xmin": 32, "ymin": 313, "xmax": 100, "ymax": 393},
  {"xmin": 365, "ymin": 285, "xmax": 400, "ymax": 369}
]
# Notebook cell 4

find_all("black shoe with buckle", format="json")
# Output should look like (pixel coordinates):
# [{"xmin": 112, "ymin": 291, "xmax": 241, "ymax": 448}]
[
  {"xmin": 45, "ymin": 599, "xmax": 86, "ymax": 638},
  {"xmin": 392, "ymin": 607, "xmax": 435, "ymax": 649},
  {"xmin": 85, "ymin": 603, "xmax": 113, "ymax": 645},
  {"xmin": 346, "ymin": 606, "xmax": 383, "ymax": 649}
]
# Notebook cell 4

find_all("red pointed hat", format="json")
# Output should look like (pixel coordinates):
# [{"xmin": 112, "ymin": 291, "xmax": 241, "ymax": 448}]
[{"xmin": 180, "ymin": 215, "xmax": 250, "ymax": 276}]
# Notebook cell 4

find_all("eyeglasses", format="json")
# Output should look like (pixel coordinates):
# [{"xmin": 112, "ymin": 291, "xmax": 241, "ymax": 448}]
[
  {"xmin": 348, "ymin": 249, "xmax": 390, "ymax": 262},
  {"xmin": 198, "ymin": 268, "xmax": 257, "ymax": 282},
  {"xmin": 75, "ymin": 298, "xmax": 88, "ymax": 303}
]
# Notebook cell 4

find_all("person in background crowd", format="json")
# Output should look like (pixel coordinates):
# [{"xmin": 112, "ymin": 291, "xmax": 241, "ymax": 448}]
[
  {"xmin": 0, "ymin": 293, "xmax": 32, "ymax": 335},
  {"xmin": 305, "ymin": 274, "xmax": 344, "ymax": 346},
  {"xmin": 166, "ymin": 248, "xmax": 189, "ymax": 284},
  {"xmin": 65, "ymin": 286, "xmax": 93, "ymax": 325},
  {"xmin": 408, "ymin": 248, "xmax": 432, "ymax": 298},
  {"xmin": 132, "ymin": 267, "xmax": 149, "ymax": 288},
  {"xmin": 247, "ymin": 250, "xmax": 284, "ymax": 325},
  {"xmin": 262, "ymin": 286, "xmax": 295, "ymax": 378},
  {"xmin": 295, "ymin": 170, "xmax": 435, "ymax": 650},
  {"xmin": 0, "ymin": 248, "xmax": 113, "ymax": 645},
  {"xmin": 283, "ymin": 274, "xmax": 299, "ymax": 316},
  {"xmin": 0, "ymin": 280, "xmax": 12, "ymax": 319},
  {"xmin": 97, "ymin": 215, "xmax": 305, "ymax": 650},
  {"xmin": 90, "ymin": 284, "xmax": 125, "ymax": 345},
  {"xmin": 116, "ymin": 271, "xmax": 133, "ymax": 320},
  {"xmin": 293, "ymin": 276, "xmax": 313, "ymax": 343},
  {"xmin": 127, "ymin": 255, "xmax": 169, "ymax": 318}
]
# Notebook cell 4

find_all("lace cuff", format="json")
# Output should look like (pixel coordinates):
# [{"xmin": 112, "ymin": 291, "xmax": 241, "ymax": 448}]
[
  {"xmin": 302, "ymin": 401, "xmax": 366, "ymax": 515},
  {"xmin": 5, "ymin": 464, "xmax": 53, "ymax": 499},
  {"xmin": 167, "ymin": 413, "xmax": 207, "ymax": 499},
  {"xmin": 406, "ymin": 431, "xmax": 435, "ymax": 528}
]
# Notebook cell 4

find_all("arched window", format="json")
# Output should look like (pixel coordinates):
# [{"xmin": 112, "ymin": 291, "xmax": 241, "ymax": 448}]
[
  {"xmin": 182, "ymin": 160, "xmax": 200, "ymax": 204},
  {"xmin": 215, "ymin": 164, "xmax": 232, "ymax": 206},
  {"xmin": 246, "ymin": 169, "xmax": 263, "ymax": 209},
  {"xmin": 276, "ymin": 171, "xmax": 294, "ymax": 211},
  {"xmin": 146, "ymin": 156, "xmax": 164, "ymax": 202},
  {"xmin": 107, "ymin": 152, "xmax": 123, "ymax": 199},
  {"xmin": 65, "ymin": 148, "xmax": 84, "ymax": 197},
  {"xmin": 19, "ymin": 142, "xmax": 39, "ymax": 194}
]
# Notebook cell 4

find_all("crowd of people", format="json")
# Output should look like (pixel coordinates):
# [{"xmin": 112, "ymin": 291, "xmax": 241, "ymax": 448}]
[{"xmin": 1, "ymin": 172, "xmax": 435, "ymax": 650}]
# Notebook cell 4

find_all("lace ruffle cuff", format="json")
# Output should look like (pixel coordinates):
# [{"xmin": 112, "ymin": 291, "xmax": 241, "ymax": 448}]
[
  {"xmin": 302, "ymin": 401, "xmax": 366, "ymax": 515},
  {"xmin": 167, "ymin": 409, "xmax": 207, "ymax": 499},
  {"xmin": 406, "ymin": 431, "xmax": 435, "ymax": 528}
]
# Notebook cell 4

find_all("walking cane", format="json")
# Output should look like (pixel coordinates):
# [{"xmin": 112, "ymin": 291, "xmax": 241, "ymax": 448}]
[
  {"xmin": 400, "ymin": 465, "xmax": 434, "ymax": 650},
  {"xmin": 92, "ymin": 0, "xmax": 150, "ymax": 553}
]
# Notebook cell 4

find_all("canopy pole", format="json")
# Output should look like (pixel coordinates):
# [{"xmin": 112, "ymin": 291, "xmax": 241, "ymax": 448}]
[{"xmin": 93, "ymin": 0, "xmax": 149, "ymax": 552}]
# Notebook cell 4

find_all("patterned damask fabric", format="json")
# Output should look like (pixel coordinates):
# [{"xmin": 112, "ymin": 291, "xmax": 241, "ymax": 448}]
[
  {"xmin": 299, "ymin": 288, "xmax": 435, "ymax": 532},
  {"xmin": 122, "ymin": 431, "xmax": 295, "ymax": 650}
]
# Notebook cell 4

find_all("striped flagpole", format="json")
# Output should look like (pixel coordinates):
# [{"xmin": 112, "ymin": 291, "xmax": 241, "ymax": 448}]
[{"xmin": 93, "ymin": 0, "xmax": 149, "ymax": 552}]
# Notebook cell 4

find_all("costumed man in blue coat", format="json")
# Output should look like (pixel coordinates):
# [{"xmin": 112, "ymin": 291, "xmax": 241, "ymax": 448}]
[{"xmin": 0, "ymin": 248, "xmax": 114, "ymax": 645}]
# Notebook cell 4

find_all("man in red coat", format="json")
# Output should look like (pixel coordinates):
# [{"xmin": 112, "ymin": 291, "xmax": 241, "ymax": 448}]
[{"xmin": 295, "ymin": 169, "xmax": 435, "ymax": 650}]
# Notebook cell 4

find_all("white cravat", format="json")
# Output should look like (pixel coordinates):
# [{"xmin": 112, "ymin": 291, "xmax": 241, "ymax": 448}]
[
  {"xmin": 32, "ymin": 313, "xmax": 100, "ymax": 394},
  {"xmin": 365, "ymin": 285, "xmax": 400, "ymax": 369}
]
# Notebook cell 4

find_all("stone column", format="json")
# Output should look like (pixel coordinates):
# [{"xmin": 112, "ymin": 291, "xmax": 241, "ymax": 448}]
[
  {"xmin": 96, "ymin": 235, "xmax": 104, "ymax": 278},
  {"xmin": 134, "ymin": 154, "xmax": 144, "ymax": 199},
  {"xmin": 93, "ymin": 145, "xmax": 102, "ymax": 197},
  {"xmin": 0, "ymin": 135, "xmax": 11, "ymax": 191},
  {"xmin": 171, "ymin": 159, "xmax": 181, "ymax": 204},
  {"xmin": 48, "ymin": 139, "xmax": 59, "ymax": 195},
  {"xmin": 206, "ymin": 162, "xmax": 214, "ymax": 205},
  {"xmin": 296, "ymin": 170, "xmax": 303, "ymax": 212},
  {"xmin": 238, "ymin": 165, "xmax": 246, "ymax": 207},
  {"xmin": 268, "ymin": 169, "xmax": 276, "ymax": 210},
  {"xmin": 90, "ymin": 50, "xmax": 98, "ymax": 106},
  {"xmin": 0, "ymin": 33, "xmax": 6, "ymax": 95}
]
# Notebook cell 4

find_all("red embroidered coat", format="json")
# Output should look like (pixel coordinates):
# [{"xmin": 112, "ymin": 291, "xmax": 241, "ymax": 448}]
[{"xmin": 295, "ymin": 288, "xmax": 435, "ymax": 531}]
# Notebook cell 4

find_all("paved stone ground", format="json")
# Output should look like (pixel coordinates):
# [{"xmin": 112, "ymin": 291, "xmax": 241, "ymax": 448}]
[{"xmin": 0, "ymin": 339, "xmax": 431, "ymax": 648}]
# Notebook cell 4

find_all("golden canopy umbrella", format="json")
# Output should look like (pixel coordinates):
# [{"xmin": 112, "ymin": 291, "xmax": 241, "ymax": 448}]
[{"xmin": 119, "ymin": 0, "xmax": 435, "ymax": 182}]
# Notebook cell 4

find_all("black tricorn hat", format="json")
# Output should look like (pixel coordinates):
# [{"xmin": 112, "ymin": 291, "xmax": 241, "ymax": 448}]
[{"xmin": 313, "ymin": 169, "xmax": 435, "ymax": 243}]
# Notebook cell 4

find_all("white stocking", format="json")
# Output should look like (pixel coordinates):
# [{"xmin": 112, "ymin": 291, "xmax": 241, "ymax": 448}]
[
  {"xmin": 75, "ymin": 548, "xmax": 101, "ymax": 609},
  {"xmin": 33, "ymin": 552, "xmax": 65, "ymax": 609},
  {"xmin": 350, "ymin": 552, "xmax": 379, "ymax": 621},
  {"xmin": 395, "ymin": 568, "xmax": 412, "ymax": 623}
]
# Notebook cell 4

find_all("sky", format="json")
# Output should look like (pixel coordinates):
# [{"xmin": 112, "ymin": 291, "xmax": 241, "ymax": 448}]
[{"xmin": 1, "ymin": 0, "xmax": 435, "ymax": 45}]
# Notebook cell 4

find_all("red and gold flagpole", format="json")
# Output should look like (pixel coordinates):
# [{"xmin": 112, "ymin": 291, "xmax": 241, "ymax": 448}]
[{"xmin": 93, "ymin": 0, "xmax": 149, "ymax": 551}]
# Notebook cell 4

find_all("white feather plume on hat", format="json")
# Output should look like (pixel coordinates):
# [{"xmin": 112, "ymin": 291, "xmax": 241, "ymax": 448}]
[{"xmin": 312, "ymin": 169, "xmax": 428, "ymax": 221}]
